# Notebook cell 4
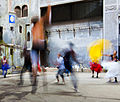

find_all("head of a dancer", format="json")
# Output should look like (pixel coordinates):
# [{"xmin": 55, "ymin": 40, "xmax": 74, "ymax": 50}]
[
  {"xmin": 69, "ymin": 42, "xmax": 74, "ymax": 50},
  {"xmin": 57, "ymin": 53, "xmax": 61, "ymax": 58},
  {"xmin": 31, "ymin": 16, "xmax": 39, "ymax": 25},
  {"xmin": 113, "ymin": 50, "xmax": 117, "ymax": 55}
]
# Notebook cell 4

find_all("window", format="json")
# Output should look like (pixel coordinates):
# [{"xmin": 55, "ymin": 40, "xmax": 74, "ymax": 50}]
[
  {"xmin": 41, "ymin": 0, "xmax": 103, "ymax": 23},
  {"xmin": 10, "ymin": 27, "xmax": 14, "ymax": 31},
  {"xmin": 15, "ymin": 5, "xmax": 28, "ymax": 18},
  {"xmin": 0, "ymin": 27, "xmax": 3, "ymax": 41},
  {"xmin": 27, "ymin": 32, "xmax": 30, "ymax": 41},
  {"xmin": 52, "ymin": 4, "xmax": 71, "ymax": 23},
  {"xmin": 41, "ymin": 7, "xmax": 47, "ymax": 17},
  {"xmin": 72, "ymin": 1, "xmax": 103, "ymax": 20},
  {"xmin": 10, "ymin": 49, "xmax": 13, "ymax": 55},
  {"xmin": 22, "ymin": 5, "xmax": 28, "ymax": 17},
  {"xmin": 20, "ymin": 51, "xmax": 23, "ymax": 58},
  {"xmin": 15, "ymin": 6, "xmax": 21, "ymax": 17},
  {"xmin": 19, "ymin": 26, "xmax": 22, "ymax": 33}
]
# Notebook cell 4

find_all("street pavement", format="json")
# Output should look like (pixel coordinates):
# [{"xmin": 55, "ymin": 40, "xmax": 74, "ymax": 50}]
[{"xmin": 0, "ymin": 69, "xmax": 120, "ymax": 102}]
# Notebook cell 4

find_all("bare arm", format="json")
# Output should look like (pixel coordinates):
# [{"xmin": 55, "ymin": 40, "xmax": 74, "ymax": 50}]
[
  {"xmin": 43, "ymin": 5, "xmax": 51, "ymax": 25},
  {"xmin": 103, "ymin": 54, "xmax": 111, "ymax": 57}
]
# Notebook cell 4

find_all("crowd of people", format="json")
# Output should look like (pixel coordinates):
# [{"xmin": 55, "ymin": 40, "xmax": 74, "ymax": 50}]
[
  {"xmin": 17, "ymin": 3, "xmax": 120, "ymax": 94},
  {"xmin": 16, "ymin": 4, "xmax": 81, "ymax": 93},
  {"xmin": 1, "ymin": 3, "xmax": 120, "ymax": 95}
]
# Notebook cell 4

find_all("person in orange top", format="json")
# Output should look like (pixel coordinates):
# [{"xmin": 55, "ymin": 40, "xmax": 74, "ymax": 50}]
[{"xmin": 31, "ymin": 5, "xmax": 51, "ymax": 94}]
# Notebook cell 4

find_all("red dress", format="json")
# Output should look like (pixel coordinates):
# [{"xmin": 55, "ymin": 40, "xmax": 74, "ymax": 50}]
[{"xmin": 90, "ymin": 62, "xmax": 102, "ymax": 73}]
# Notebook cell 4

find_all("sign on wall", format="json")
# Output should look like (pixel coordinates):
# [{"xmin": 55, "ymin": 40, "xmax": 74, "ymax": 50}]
[{"xmin": 9, "ymin": 15, "xmax": 15, "ymax": 23}]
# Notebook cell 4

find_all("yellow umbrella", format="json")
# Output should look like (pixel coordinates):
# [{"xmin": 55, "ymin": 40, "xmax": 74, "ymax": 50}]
[{"xmin": 88, "ymin": 39, "xmax": 112, "ymax": 63}]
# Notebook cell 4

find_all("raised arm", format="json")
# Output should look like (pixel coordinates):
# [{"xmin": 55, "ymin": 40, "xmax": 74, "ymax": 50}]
[{"xmin": 43, "ymin": 5, "xmax": 51, "ymax": 25}]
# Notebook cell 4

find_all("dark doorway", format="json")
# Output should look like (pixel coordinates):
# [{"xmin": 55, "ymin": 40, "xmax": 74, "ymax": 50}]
[
  {"xmin": 27, "ymin": 32, "xmax": 30, "ymax": 41},
  {"xmin": 0, "ymin": 27, "xmax": 3, "ymax": 41},
  {"xmin": 40, "ymin": 50, "xmax": 49, "ymax": 67},
  {"xmin": 40, "ymin": 32, "xmax": 49, "ymax": 67}
]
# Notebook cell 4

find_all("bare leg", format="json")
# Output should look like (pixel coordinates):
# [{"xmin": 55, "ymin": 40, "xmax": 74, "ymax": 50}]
[
  {"xmin": 32, "ymin": 66, "xmax": 37, "ymax": 85},
  {"xmin": 42, "ymin": 66, "xmax": 48, "ymax": 91},
  {"xmin": 61, "ymin": 75, "xmax": 65, "ymax": 84},
  {"xmin": 31, "ymin": 66, "xmax": 37, "ymax": 94}
]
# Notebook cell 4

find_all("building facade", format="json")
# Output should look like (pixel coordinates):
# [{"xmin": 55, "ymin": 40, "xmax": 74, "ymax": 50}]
[
  {"xmin": 41, "ymin": 0, "xmax": 103, "ymax": 66},
  {"xmin": 0, "ymin": 0, "xmax": 120, "ymax": 67}
]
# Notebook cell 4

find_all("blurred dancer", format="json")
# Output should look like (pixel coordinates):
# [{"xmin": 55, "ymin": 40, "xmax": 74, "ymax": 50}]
[
  {"xmin": 90, "ymin": 62, "xmax": 102, "ymax": 78},
  {"xmin": 63, "ymin": 42, "xmax": 80, "ymax": 92},
  {"xmin": 103, "ymin": 50, "xmax": 119, "ymax": 83},
  {"xmin": 31, "ymin": 5, "xmax": 51, "ymax": 93},
  {"xmin": 55, "ymin": 53, "xmax": 65, "ymax": 84},
  {"xmin": 18, "ymin": 44, "xmax": 32, "ymax": 85}
]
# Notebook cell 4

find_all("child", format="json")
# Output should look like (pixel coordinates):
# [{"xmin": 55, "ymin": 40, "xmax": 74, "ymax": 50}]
[{"xmin": 55, "ymin": 53, "xmax": 65, "ymax": 84}]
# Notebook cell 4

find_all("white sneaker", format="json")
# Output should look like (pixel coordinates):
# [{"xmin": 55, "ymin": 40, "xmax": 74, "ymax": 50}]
[
  {"xmin": 62, "ymin": 82, "xmax": 65, "ymax": 85},
  {"xmin": 74, "ymin": 88, "xmax": 79, "ymax": 92}
]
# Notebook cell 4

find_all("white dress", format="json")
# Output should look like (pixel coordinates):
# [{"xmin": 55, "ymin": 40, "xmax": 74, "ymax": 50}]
[{"xmin": 101, "ymin": 61, "xmax": 120, "ymax": 78}]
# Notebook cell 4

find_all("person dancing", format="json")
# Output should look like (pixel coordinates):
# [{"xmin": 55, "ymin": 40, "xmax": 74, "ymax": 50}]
[
  {"xmin": 90, "ymin": 61, "xmax": 102, "ymax": 78},
  {"xmin": 31, "ymin": 4, "xmax": 51, "ymax": 93},
  {"xmin": 55, "ymin": 53, "xmax": 65, "ymax": 84},
  {"xmin": 18, "ymin": 44, "xmax": 32, "ymax": 85},
  {"xmin": 63, "ymin": 42, "xmax": 80, "ymax": 92},
  {"xmin": 103, "ymin": 50, "xmax": 119, "ymax": 83}
]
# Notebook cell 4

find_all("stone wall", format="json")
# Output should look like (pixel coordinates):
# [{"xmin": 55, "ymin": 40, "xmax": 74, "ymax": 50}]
[
  {"xmin": 0, "ymin": 0, "xmax": 27, "ymax": 66},
  {"xmin": 104, "ymin": 0, "xmax": 119, "ymax": 53},
  {"xmin": 47, "ymin": 20, "xmax": 103, "ymax": 66}
]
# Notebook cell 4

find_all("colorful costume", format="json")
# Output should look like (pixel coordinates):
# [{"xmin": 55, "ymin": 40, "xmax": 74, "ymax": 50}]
[
  {"xmin": 90, "ymin": 62, "xmax": 102, "ymax": 73},
  {"xmin": 101, "ymin": 61, "xmax": 120, "ymax": 78},
  {"xmin": 88, "ymin": 39, "xmax": 112, "ymax": 78},
  {"xmin": 1, "ymin": 59, "xmax": 11, "ymax": 78}
]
